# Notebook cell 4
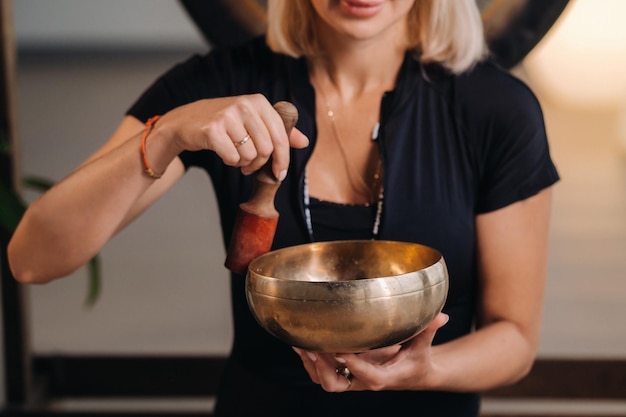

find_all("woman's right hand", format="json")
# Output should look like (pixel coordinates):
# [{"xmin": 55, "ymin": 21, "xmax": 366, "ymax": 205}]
[
  {"xmin": 157, "ymin": 94, "xmax": 309, "ymax": 181},
  {"xmin": 8, "ymin": 94, "xmax": 307, "ymax": 284}
]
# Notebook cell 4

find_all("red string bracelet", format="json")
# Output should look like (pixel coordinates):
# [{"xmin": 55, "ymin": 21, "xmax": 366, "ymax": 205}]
[{"xmin": 140, "ymin": 115, "xmax": 163, "ymax": 179}]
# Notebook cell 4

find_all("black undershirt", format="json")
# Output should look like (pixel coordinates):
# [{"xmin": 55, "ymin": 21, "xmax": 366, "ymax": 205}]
[{"xmin": 308, "ymin": 197, "xmax": 377, "ymax": 242}]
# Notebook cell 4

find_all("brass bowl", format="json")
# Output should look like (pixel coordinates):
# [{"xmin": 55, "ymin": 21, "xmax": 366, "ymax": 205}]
[{"xmin": 245, "ymin": 240, "xmax": 448, "ymax": 353}]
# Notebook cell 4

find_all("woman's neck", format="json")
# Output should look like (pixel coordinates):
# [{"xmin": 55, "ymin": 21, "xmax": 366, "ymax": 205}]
[
  {"xmin": 310, "ymin": 27, "xmax": 407, "ymax": 100},
  {"xmin": 307, "ymin": 47, "xmax": 396, "ymax": 206},
  {"xmin": 308, "ymin": 49, "xmax": 404, "ymax": 104}
]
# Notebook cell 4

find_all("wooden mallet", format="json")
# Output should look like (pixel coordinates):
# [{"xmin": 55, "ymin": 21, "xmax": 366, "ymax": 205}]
[{"xmin": 224, "ymin": 101, "xmax": 298, "ymax": 275}]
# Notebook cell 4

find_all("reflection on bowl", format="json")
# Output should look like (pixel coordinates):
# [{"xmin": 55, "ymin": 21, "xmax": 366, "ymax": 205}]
[{"xmin": 246, "ymin": 240, "xmax": 448, "ymax": 353}]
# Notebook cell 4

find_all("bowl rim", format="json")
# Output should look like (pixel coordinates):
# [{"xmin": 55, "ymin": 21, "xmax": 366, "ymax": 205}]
[{"xmin": 246, "ymin": 240, "xmax": 448, "ymax": 300}]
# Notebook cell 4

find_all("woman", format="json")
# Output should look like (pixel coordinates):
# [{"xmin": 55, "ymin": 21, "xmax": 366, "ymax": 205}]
[{"xmin": 8, "ymin": 0, "xmax": 559, "ymax": 415}]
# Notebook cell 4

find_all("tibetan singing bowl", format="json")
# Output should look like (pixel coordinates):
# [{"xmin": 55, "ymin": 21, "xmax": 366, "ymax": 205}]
[{"xmin": 245, "ymin": 240, "xmax": 449, "ymax": 353}]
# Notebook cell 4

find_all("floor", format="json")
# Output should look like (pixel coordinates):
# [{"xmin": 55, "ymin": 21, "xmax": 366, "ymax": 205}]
[{"xmin": 6, "ymin": 49, "xmax": 626, "ymax": 413}]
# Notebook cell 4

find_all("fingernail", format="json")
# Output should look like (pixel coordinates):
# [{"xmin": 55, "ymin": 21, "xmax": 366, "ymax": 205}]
[
  {"xmin": 334, "ymin": 356, "xmax": 346, "ymax": 364},
  {"xmin": 306, "ymin": 352, "xmax": 317, "ymax": 362},
  {"xmin": 278, "ymin": 169, "xmax": 287, "ymax": 181},
  {"xmin": 292, "ymin": 347, "xmax": 302, "ymax": 355}
]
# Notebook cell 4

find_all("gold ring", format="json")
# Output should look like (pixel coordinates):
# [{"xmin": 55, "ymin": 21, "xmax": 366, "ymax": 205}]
[
  {"xmin": 235, "ymin": 134, "xmax": 251, "ymax": 147},
  {"xmin": 336, "ymin": 365, "xmax": 353, "ymax": 389}
]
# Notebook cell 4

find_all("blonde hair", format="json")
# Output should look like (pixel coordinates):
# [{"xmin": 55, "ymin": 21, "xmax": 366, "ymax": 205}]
[{"xmin": 266, "ymin": 0, "xmax": 488, "ymax": 74}]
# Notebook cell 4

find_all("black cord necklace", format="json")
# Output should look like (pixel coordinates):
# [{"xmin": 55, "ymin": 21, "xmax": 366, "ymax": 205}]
[{"xmin": 303, "ymin": 121, "xmax": 384, "ymax": 242}]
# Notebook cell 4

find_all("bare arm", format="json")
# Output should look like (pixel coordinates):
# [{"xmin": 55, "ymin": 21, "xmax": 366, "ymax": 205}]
[
  {"xmin": 8, "ymin": 95, "xmax": 309, "ymax": 284},
  {"xmin": 8, "ymin": 115, "xmax": 185, "ymax": 284},
  {"xmin": 427, "ymin": 187, "xmax": 552, "ymax": 390}
]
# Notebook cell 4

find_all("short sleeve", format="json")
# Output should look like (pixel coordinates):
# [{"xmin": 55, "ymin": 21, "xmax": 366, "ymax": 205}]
[
  {"xmin": 459, "ymin": 64, "xmax": 560, "ymax": 213},
  {"xmin": 126, "ymin": 54, "xmax": 217, "ymax": 124}
]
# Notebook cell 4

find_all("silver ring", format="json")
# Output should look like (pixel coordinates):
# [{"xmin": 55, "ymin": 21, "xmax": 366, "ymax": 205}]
[
  {"xmin": 336, "ymin": 365, "xmax": 353, "ymax": 389},
  {"xmin": 234, "ymin": 134, "xmax": 251, "ymax": 147}
]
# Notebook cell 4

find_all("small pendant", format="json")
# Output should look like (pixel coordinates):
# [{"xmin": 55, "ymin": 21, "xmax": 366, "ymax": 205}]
[{"xmin": 372, "ymin": 122, "xmax": 380, "ymax": 141}]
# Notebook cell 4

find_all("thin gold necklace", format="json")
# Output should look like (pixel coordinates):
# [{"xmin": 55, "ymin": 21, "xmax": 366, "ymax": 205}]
[
  {"xmin": 324, "ymin": 103, "xmax": 383, "ymax": 204},
  {"xmin": 317, "ymin": 87, "xmax": 383, "ymax": 204},
  {"xmin": 304, "ymin": 87, "xmax": 385, "ymax": 241}
]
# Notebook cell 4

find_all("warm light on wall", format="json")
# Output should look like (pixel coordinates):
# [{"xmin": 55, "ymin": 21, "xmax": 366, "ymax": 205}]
[{"xmin": 523, "ymin": 0, "xmax": 626, "ymax": 109}]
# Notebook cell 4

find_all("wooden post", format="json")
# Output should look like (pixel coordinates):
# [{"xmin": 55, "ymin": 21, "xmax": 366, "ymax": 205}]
[{"xmin": 0, "ymin": 0, "xmax": 32, "ymax": 407}]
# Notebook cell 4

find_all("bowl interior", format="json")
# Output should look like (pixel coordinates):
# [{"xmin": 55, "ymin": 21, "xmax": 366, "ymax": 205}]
[{"xmin": 248, "ymin": 240, "xmax": 443, "ymax": 282}]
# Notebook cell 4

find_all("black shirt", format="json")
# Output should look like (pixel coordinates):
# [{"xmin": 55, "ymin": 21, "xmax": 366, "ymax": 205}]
[{"xmin": 127, "ymin": 36, "xmax": 559, "ymax": 416}]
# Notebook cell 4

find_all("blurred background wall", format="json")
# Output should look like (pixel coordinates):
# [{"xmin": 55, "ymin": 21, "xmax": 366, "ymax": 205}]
[
  {"xmin": 12, "ymin": 0, "xmax": 207, "ymax": 50},
  {"xmin": 2, "ymin": 0, "xmax": 626, "ymax": 410}
]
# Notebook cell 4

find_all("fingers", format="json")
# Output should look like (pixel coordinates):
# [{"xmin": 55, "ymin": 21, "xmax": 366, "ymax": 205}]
[
  {"xmin": 216, "ymin": 95, "xmax": 305, "ymax": 179},
  {"xmin": 261, "ymin": 127, "xmax": 309, "ymax": 180},
  {"xmin": 289, "ymin": 128, "xmax": 310, "ymax": 149},
  {"xmin": 293, "ymin": 348, "xmax": 355, "ymax": 392},
  {"xmin": 227, "ymin": 105, "xmax": 274, "ymax": 175},
  {"xmin": 245, "ymin": 107, "xmax": 308, "ymax": 180},
  {"xmin": 406, "ymin": 312, "xmax": 450, "ymax": 352},
  {"xmin": 292, "ymin": 347, "xmax": 321, "ymax": 384},
  {"xmin": 170, "ymin": 94, "xmax": 308, "ymax": 180},
  {"xmin": 327, "ymin": 313, "xmax": 450, "ymax": 391},
  {"xmin": 357, "ymin": 344, "xmax": 402, "ymax": 364}
]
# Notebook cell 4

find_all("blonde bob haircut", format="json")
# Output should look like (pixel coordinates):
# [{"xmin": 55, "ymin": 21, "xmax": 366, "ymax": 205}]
[{"xmin": 266, "ymin": 0, "xmax": 488, "ymax": 74}]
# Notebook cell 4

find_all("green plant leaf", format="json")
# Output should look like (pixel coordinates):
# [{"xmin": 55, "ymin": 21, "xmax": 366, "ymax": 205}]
[
  {"xmin": 0, "ymin": 181, "xmax": 27, "ymax": 232},
  {"xmin": 0, "ymin": 133, "xmax": 11, "ymax": 155},
  {"xmin": 24, "ymin": 176, "xmax": 55, "ymax": 192},
  {"xmin": 0, "ymin": 174, "xmax": 102, "ymax": 307},
  {"xmin": 85, "ymin": 255, "xmax": 101, "ymax": 308}
]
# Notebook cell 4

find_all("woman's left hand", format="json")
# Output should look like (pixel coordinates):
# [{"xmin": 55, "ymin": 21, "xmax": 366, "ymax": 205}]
[{"xmin": 293, "ymin": 312, "xmax": 449, "ymax": 392}]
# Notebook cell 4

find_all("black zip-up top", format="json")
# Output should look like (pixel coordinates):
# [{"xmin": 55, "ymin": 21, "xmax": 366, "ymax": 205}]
[{"xmin": 128, "ymin": 36, "xmax": 559, "ymax": 416}]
